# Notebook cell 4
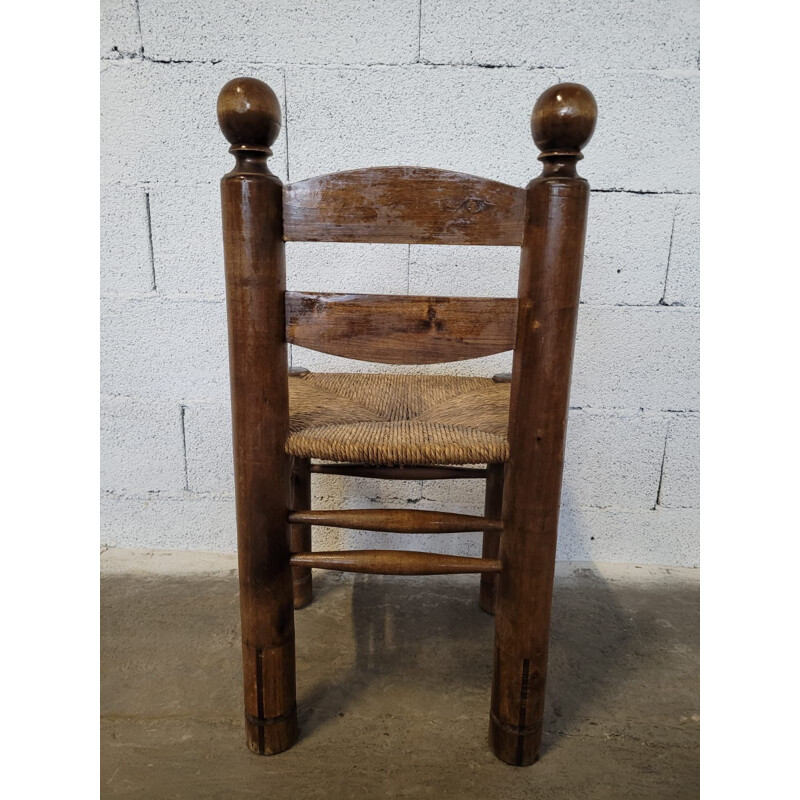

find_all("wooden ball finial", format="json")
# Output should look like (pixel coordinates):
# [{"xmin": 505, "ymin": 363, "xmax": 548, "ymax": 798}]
[
  {"xmin": 217, "ymin": 77, "xmax": 281, "ymax": 151},
  {"xmin": 531, "ymin": 83, "xmax": 597, "ymax": 159}
]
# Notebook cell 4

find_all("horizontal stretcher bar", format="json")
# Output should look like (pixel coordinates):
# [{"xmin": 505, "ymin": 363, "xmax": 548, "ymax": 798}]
[
  {"xmin": 287, "ymin": 508, "xmax": 503, "ymax": 534},
  {"xmin": 289, "ymin": 550, "xmax": 503, "ymax": 576},
  {"xmin": 308, "ymin": 463, "xmax": 489, "ymax": 480}
]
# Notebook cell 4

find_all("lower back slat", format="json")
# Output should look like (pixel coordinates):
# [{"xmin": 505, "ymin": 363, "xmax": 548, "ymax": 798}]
[{"xmin": 285, "ymin": 291, "xmax": 517, "ymax": 365}]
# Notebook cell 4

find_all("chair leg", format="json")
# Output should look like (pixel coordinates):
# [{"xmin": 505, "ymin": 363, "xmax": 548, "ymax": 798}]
[
  {"xmin": 489, "ymin": 471, "xmax": 562, "ymax": 767},
  {"xmin": 290, "ymin": 458, "xmax": 313, "ymax": 608},
  {"xmin": 489, "ymin": 521, "xmax": 557, "ymax": 766},
  {"xmin": 478, "ymin": 463, "xmax": 505, "ymax": 614},
  {"xmin": 236, "ymin": 454, "xmax": 298, "ymax": 756},
  {"xmin": 219, "ymin": 78, "xmax": 299, "ymax": 756}
]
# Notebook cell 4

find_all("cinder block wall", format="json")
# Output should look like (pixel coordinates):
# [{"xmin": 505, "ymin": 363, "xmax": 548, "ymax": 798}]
[{"xmin": 100, "ymin": 0, "xmax": 699, "ymax": 566}]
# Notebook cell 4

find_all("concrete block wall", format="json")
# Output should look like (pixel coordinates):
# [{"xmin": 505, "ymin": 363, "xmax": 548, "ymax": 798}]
[{"xmin": 100, "ymin": 0, "xmax": 700, "ymax": 565}]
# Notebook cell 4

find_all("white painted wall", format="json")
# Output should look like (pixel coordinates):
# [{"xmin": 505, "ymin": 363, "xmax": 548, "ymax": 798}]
[{"xmin": 100, "ymin": 0, "xmax": 700, "ymax": 566}]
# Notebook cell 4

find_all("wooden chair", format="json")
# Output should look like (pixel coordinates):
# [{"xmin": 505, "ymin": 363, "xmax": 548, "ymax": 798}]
[{"xmin": 217, "ymin": 77, "xmax": 597, "ymax": 766}]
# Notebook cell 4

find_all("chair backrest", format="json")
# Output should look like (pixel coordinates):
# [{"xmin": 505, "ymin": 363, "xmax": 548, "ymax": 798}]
[
  {"xmin": 270, "ymin": 106, "xmax": 594, "ymax": 373},
  {"xmin": 218, "ymin": 77, "xmax": 595, "ymax": 376},
  {"xmin": 281, "ymin": 165, "xmax": 526, "ymax": 365}
]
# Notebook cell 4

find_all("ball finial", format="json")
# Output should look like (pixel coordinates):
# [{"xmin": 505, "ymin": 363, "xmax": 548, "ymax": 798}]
[
  {"xmin": 217, "ymin": 77, "xmax": 282, "ymax": 151},
  {"xmin": 531, "ymin": 83, "xmax": 597, "ymax": 158}
]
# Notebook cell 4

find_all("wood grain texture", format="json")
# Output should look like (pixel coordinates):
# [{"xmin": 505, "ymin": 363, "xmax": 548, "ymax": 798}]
[
  {"xmin": 290, "ymin": 550, "xmax": 502, "ymax": 575},
  {"xmin": 283, "ymin": 167, "xmax": 526, "ymax": 245},
  {"xmin": 288, "ymin": 508, "xmax": 503, "ymax": 534},
  {"xmin": 309, "ymin": 463, "xmax": 488, "ymax": 480},
  {"xmin": 490, "ymin": 81, "xmax": 596, "ymax": 767},
  {"xmin": 219, "ymin": 77, "xmax": 297, "ymax": 757},
  {"xmin": 285, "ymin": 291, "xmax": 518, "ymax": 365}
]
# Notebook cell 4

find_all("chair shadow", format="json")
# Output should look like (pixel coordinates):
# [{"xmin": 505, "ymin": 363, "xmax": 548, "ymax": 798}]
[
  {"xmin": 297, "ymin": 586, "xmax": 664, "ymax": 760},
  {"xmin": 296, "ymin": 572, "xmax": 496, "ymax": 738}
]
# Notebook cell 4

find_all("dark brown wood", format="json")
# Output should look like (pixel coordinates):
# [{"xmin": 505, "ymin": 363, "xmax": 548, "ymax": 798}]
[
  {"xmin": 290, "ymin": 550, "xmax": 502, "ymax": 575},
  {"xmin": 531, "ymin": 83, "xmax": 598, "ymax": 161},
  {"xmin": 285, "ymin": 291, "xmax": 518, "ymax": 365},
  {"xmin": 490, "ymin": 82, "xmax": 596, "ymax": 767},
  {"xmin": 283, "ymin": 167, "xmax": 526, "ymax": 245},
  {"xmin": 479, "ymin": 463, "xmax": 506, "ymax": 615},
  {"xmin": 309, "ymin": 463, "xmax": 488, "ymax": 480},
  {"xmin": 288, "ymin": 508, "xmax": 503, "ymax": 534},
  {"xmin": 219, "ymin": 75, "xmax": 596, "ymax": 768},
  {"xmin": 290, "ymin": 458, "xmax": 312, "ymax": 609},
  {"xmin": 218, "ymin": 77, "xmax": 297, "ymax": 756}
]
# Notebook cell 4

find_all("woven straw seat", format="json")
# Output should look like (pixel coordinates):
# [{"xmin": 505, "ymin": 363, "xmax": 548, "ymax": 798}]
[{"xmin": 287, "ymin": 372, "xmax": 511, "ymax": 466}]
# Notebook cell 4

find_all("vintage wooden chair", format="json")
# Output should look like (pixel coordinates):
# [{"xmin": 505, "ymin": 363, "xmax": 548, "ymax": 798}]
[{"xmin": 217, "ymin": 77, "xmax": 596, "ymax": 766}]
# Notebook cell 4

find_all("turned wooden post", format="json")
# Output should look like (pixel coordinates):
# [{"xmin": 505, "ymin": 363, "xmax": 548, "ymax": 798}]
[
  {"xmin": 490, "ymin": 83, "xmax": 597, "ymax": 766},
  {"xmin": 479, "ymin": 463, "xmax": 505, "ymax": 614},
  {"xmin": 218, "ymin": 77, "xmax": 297, "ymax": 755},
  {"xmin": 290, "ymin": 458, "xmax": 313, "ymax": 608}
]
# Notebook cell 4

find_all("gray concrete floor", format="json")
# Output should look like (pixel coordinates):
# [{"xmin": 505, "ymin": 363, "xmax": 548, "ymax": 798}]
[{"xmin": 101, "ymin": 550, "xmax": 699, "ymax": 798}]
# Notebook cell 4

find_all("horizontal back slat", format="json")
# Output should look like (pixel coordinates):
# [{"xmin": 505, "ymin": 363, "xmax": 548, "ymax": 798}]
[
  {"xmin": 283, "ymin": 167, "xmax": 526, "ymax": 245},
  {"xmin": 285, "ymin": 291, "xmax": 518, "ymax": 365}
]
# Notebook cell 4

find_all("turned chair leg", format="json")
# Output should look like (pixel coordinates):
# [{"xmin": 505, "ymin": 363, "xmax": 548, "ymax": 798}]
[
  {"xmin": 489, "ymin": 82, "xmax": 594, "ymax": 765},
  {"xmin": 479, "ymin": 463, "xmax": 505, "ymax": 614},
  {"xmin": 290, "ymin": 458, "xmax": 313, "ymax": 608},
  {"xmin": 218, "ymin": 78, "xmax": 299, "ymax": 755}
]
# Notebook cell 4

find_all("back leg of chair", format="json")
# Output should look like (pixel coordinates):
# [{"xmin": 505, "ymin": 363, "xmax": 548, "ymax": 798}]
[
  {"xmin": 479, "ymin": 463, "xmax": 505, "ymax": 614},
  {"xmin": 290, "ymin": 458, "xmax": 313, "ymax": 608},
  {"xmin": 489, "ymin": 83, "xmax": 595, "ymax": 766},
  {"xmin": 218, "ymin": 77, "xmax": 298, "ymax": 755}
]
